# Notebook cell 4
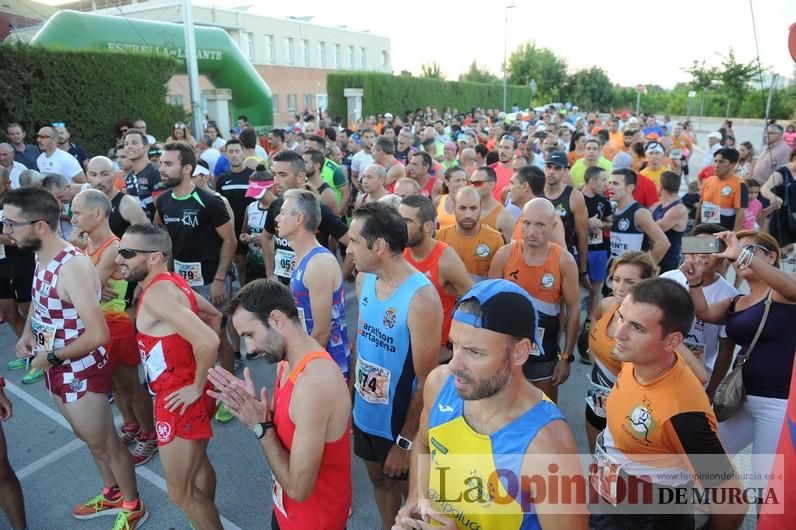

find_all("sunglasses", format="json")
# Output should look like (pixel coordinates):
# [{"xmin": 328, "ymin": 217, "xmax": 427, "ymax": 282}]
[
  {"xmin": 174, "ymin": 123, "xmax": 186, "ymax": 129},
  {"xmin": 117, "ymin": 247, "xmax": 162, "ymax": 259},
  {"xmin": 37, "ymin": 134, "xmax": 54, "ymax": 139},
  {"xmin": 469, "ymin": 180, "xmax": 492, "ymax": 187}
]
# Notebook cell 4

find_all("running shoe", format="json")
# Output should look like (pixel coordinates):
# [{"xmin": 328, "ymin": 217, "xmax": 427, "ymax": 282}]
[
  {"xmin": 7, "ymin": 358, "xmax": 26, "ymax": 370},
  {"xmin": 72, "ymin": 492, "xmax": 123, "ymax": 519},
  {"xmin": 112, "ymin": 500, "xmax": 148, "ymax": 530},
  {"xmin": 214, "ymin": 402, "xmax": 234, "ymax": 423},
  {"xmin": 130, "ymin": 434, "xmax": 158, "ymax": 466},
  {"xmin": 119, "ymin": 422, "xmax": 141, "ymax": 445},
  {"xmin": 21, "ymin": 367, "xmax": 44, "ymax": 384}
]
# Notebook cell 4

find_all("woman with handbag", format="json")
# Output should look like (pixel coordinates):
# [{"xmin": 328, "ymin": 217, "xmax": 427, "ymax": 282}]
[
  {"xmin": 760, "ymin": 147, "xmax": 796, "ymax": 259},
  {"xmin": 681, "ymin": 229, "xmax": 796, "ymax": 491}
]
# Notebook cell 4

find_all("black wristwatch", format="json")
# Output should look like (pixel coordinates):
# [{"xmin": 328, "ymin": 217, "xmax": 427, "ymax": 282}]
[
  {"xmin": 252, "ymin": 421, "xmax": 275, "ymax": 440},
  {"xmin": 47, "ymin": 350, "xmax": 64, "ymax": 367}
]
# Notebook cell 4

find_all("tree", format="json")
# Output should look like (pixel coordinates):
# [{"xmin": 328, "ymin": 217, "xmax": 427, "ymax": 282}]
[
  {"xmin": 507, "ymin": 42, "xmax": 568, "ymax": 101},
  {"xmin": 420, "ymin": 62, "xmax": 445, "ymax": 80},
  {"xmin": 566, "ymin": 67, "xmax": 613, "ymax": 110},
  {"xmin": 685, "ymin": 59, "xmax": 719, "ymax": 117},
  {"xmin": 399, "ymin": 69, "xmax": 413, "ymax": 77},
  {"xmin": 458, "ymin": 60, "xmax": 499, "ymax": 84},
  {"xmin": 716, "ymin": 49, "xmax": 758, "ymax": 117}
]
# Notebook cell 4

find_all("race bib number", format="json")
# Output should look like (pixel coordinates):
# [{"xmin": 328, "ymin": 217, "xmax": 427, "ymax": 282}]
[
  {"xmin": 141, "ymin": 341, "xmax": 167, "ymax": 384},
  {"xmin": 701, "ymin": 202, "xmax": 720, "ymax": 224},
  {"xmin": 31, "ymin": 317, "xmax": 57, "ymax": 353},
  {"xmin": 592, "ymin": 433, "xmax": 622, "ymax": 506},
  {"xmin": 585, "ymin": 375, "xmax": 613, "ymax": 418},
  {"xmin": 588, "ymin": 228, "xmax": 603, "ymax": 245},
  {"xmin": 271, "ymin": 472, "xmax": 287, "ymax": 517},
  {"xmin": 529, "ymin": 327, "xmax": 545, "ymax": 357},
  {"xmin": 174, "ymin": 260, "xmax": 204, "ymax": 287},
  {"xmin": 355, "ymin": 357, "xmax": 391, "ymax": 405},
  {"xmin": 274, "ymin": 248, "xmax": 296, "ymax": 279}
]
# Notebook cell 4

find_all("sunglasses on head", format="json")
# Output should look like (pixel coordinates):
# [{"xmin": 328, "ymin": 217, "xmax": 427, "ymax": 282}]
[{"xmin": 117, "ymin": 247, "xmax": 162, "ymax": 259}]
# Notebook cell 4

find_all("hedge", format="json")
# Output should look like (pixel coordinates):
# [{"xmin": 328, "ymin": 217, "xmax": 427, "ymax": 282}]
[
  {"xmin": 0, "ymin": 43, "xmax": 186, "ymax": 157},
  {"xmin": 327, "ymin": 73, "xmax": 533, "ymax": 120}
]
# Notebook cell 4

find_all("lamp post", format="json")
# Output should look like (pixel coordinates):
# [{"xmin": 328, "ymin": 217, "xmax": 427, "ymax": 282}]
[{"xmin": 502, "ymin": 4, "xmax": 516, "ymax": 114}]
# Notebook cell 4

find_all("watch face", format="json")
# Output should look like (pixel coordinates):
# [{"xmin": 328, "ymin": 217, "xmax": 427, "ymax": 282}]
[
  {"xmin": 397, "ymin": 438, "xmax": 410, "ymax": 450},
  {"xmin": 253, "ymin": 423, "xmax": 264, "ymax": 438}
]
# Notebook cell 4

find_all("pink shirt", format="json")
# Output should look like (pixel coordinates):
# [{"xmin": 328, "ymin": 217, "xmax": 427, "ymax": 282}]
[{"xmin": 742, "ymin": 198, "xmax": 762, "ymax": 230}]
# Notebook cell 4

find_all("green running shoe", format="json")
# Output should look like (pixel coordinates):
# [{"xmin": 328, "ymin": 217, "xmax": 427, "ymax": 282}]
[
  {"xmin": 214, "ymin": 402, "xmax": 234, "ymax": 423},
  {"xmin": 7, "ymin": 358, "xmax": 26, "ymax": 370},
  {"xmin": 22, "ymin": 368, "xmax": 44, "ymax": 385}
]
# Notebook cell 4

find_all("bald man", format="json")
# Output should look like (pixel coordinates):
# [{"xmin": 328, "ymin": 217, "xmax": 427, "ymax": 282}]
[
  {"xmin": 459, "ymin": 147, "xmax": 478, "ymax": 177},
  {"xmin": 87, "ymin": 157, "xmax": 149, "ymax": 238},
  {"xmin": 488, "ymin": 198, "xmax": 580, "ymax": 403},
  {"xmin": 0, "ymin": 143, "xmax": 26, "ymax": 189},
  {"xmin": 393, "ymin": 177, "xmax": 420, "ymax": 199},
  {"xmin": 355, "ymin": 164, "xmax": 389, "ymax": 208},
  {"xmin": 35, "ymin": 126, "xmax": 86, "ymax": 183},
  {"xmin": 436, "ymin": 187, "xmax": 505, "ymax": 282}
]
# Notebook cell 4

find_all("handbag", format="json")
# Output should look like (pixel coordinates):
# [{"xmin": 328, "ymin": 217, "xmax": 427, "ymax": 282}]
[{"xmin": 712, "ymin": 290, "xmax": 773, "ymax": 422}]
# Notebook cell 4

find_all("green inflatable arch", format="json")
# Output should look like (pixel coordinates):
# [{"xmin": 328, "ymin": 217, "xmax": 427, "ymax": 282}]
[{"xmin": 31, "ymin": 10, "xmax": 273, "ymax": 128}]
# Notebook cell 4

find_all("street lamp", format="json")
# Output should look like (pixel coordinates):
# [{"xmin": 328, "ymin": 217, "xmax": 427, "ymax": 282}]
[{"xmin": 502, "ymin": 4, "xmax": 516, "ymax": 114}]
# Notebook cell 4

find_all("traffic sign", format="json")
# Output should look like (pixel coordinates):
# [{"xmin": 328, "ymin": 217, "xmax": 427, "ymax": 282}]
[{"xmin": 635, "ymin": 84, "xmax": 645, "ymax": 93}]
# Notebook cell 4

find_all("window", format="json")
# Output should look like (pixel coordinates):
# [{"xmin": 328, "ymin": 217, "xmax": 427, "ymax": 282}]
[
  {"xmin": 264, "ymin": 35, "xmax": 275, "ymax": 63},
  {"xmin": 347, "ymin": 45, "xmax": 354, "ymax": 69},
  {"xmin": 333, "ymin": 44, "xmax": 341, "ymax": 68},
  {"xmin": 284, "ymin": 37, "xmax": 294, "ymax": 64},
  {"xmin": 359, "ymin": 47, "xmax": 366, "ymax": 69},
  {"xmin": 271, "ymin": 94, "xmax": 279, "ymax": 113},
  {"xmin": 168, "ymin": 95, "xmax": 184, "ymax": 106},
  {"xmin": 318, "ymin": 42, "xmax": 326, "ymax": 68},
  {"xmin": 303, "ymin": 94, "xmax": 313, "ymax": 112},
  {"xmin": 381, "ymin": 50, "xmax": 388, "ymax": 67},
  {"xmin": 240, "ymin": 31, "xmax": 254, "ymax": 61},
  {"xmin": 301, "ymin": 39, "xmax": 309, "ymax": 66},
  {"xmin": 287, "ymin": 94, "xmax": 297, "ymax": 114}
]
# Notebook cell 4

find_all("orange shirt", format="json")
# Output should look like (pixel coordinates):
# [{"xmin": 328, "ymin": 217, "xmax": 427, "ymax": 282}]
[
  {"xmin": 568, "ymin": 150, "xmax": 584, "ymax": 166},
  {"xmin": 436, "ymin": 195, "xmax": 456, "ymax": 230},
  {"xmin": 403, "ymin": 241, "xmax": 456, "ymax": 345},
  {"xmin": 700, "ymin": 174, "xmax": 744, "ymax": 222},
  {"xmin": 436, "ymin": 224, "xmax": 504, "ymax": 281},
  {"xmin": 588, "ymin": 303, "xmax": 622, "ymax": 376},
  {"xmin": 502, "ymin": 241, "xmax": 563, "ymax": 312},
  {"xmin": 670, "ymin": 134, "xmax": 692, "ymax": 153},
  {"xmin": 480, "ymin": 203, "xmax": 504, "ymax": 233}
]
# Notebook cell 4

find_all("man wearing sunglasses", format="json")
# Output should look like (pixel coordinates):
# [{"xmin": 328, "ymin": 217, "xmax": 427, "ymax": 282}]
[
  {"xmin": 4, "ymin": 187, "xmax": 148, "ymax": 528},
  {"xmin": 469, "ymin": 166, "xmax": 515, "ymax": 243},
  {"xmin": 116, "ymin": 223, "xmax": 222, "ymax": 529},
  {"xmin": 35, "ymin": 126, "xmax": 86, "ymax": 184}
]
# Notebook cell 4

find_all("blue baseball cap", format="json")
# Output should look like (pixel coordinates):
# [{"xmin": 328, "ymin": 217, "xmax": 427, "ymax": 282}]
[
  {"xmin": 350, "ymin": 132, "xmax": 364, "ymax": 146},
  {"xmin": 452, "ymin": 279, "xmax": 543, "ymax": 355}
]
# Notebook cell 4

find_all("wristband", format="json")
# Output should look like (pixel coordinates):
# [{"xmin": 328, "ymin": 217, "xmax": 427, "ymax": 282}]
[
  {"xmin": 688, "ymin": 280, "xmax": 704, "ymax": 289},
  {"xmin": 213, "ymin": 277, "xmax": 226, "ymax": 283}
]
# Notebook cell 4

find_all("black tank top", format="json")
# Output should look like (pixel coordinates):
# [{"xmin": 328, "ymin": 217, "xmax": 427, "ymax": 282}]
[
  {"xmin": 109, "ymin": 192, "xmax": 130, "ymax": 238},
  {"xmin": 546, "ymin": 185, "xmax": 576, "ymax": 254},
  {"xmin": 652, "ymin": 199, "xmax": 684, "ymax": 272},
  {"xmin": 610, "ymin": 201, "xmax": 648, "ymax": 260}
]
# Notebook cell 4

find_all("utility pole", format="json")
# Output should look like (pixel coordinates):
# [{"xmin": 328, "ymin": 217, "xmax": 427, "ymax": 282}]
[
  {"xmin": 502, "ymin": 4, "xmax": 516, "ymax": 114},
  {"xmin": 182, "ymin": 0, "xmax": 203, "ymax": 139}
]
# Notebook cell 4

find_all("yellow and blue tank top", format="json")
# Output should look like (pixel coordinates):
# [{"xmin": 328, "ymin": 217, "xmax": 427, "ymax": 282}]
[
  {"xmin": 427, "ymin": 375, "xmax": 565, "ymax": 530},
  {"xmin": 353, "ymin": 272, "xmax": 430, "ymax": 440}
]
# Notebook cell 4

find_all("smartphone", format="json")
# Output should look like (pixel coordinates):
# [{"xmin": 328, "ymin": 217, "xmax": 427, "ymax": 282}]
[{"xmin": 681, "ymin": 236, "xmax": 726, "ymax": 254}]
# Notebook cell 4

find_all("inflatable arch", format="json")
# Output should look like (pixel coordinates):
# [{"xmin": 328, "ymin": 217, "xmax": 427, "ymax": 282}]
[{"xmin": 31, "ymin": 10, "xmax": 273, "ymax": 128}]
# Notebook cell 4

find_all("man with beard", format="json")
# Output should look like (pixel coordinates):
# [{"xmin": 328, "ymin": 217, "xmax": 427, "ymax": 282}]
[
  {"xmin": 116, "ymin": 223, "xmax": 222, "ymax": 529},
  {"xmin": 469, "ymin": 166, "xmax": 515, "ymax": 243},
  {"xmin": 488, "ymin": 135, "xmax": 515, "ymax": 202},
  {"xmin": 346, "ymin": 203, "xmax": 442, "ymax": 530},
  {"xmin": 6, "ymin": 187, "xmax": 147, "ymax": 528},
  {"xmin": 153, "ymin": 143, "xmax": 238, "ymax": 421},
  {"xmin": 400, "ymin": 195, "xmax": 474, "ymax": 362},
  {"xmin": 206, "ymin": 279, "xmax": 352, "ymax": 530},
  {"xmin": 395, "ymin": 127, "xmax": 415, "ymax": 166},
  {"xmin": 303, "ymin": 149, "xmax": 339, "ymax": 214},
  {"xmin": 393, "ymin": 279, "xmax": 585, "ymax": 530}
]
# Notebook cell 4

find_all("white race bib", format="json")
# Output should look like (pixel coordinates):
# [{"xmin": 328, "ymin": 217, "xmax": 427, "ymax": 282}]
[
  {"xmin": 271, "ymin": 472, "xmax": 287, "ymax": 517},
  {"xmin": 355, "ymin": 357, "xmax": 391, "ymax": 405},
  {"xmin": 701, "ymin": 202, "xmax": 720, "ymax": 224},
  {"xmin": 31, "ymin": 317, "xmax": 57, "ymax": 353},
  {"xmin": 529, "ymin": 327, "xmax": 545, "ymax": 357},
  {"xmin": 274, "ymin": 248, "xmax": 296, "ymax": 279},
  {"xmin": 174, "ymin": 260, "xmax": 204, "ymax": 287},
  {"xmin": 141, "ymin": 340, "xmax": 167, "ymax": 383},
  {"xmin": 592, "ymin": 433, "xmax": 622, "ymax": 506},
  {"xmin": 585, "ymin": 374, "xmax": 613, "ymax": 418}
]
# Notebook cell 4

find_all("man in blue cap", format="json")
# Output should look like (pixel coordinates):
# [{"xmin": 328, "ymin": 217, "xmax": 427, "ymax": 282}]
[{"xmin": 394, "ymin": 279, "xmax": 586, "ymax": 530}]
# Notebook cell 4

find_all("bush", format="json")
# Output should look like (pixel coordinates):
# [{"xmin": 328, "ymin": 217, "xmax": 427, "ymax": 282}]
[
  {"xmin": 0, "ymin": 43, "xmax": 186, "ymax": 156},
  {"xmin": 327, "ymin": 73, "xmax": 532, "ymax": 120}
]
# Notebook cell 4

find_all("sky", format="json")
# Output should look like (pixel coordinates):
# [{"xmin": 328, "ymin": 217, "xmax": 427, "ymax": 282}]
[{"xmin": 41, "ymin": 0, "xmax": 796, "ymax": 89}]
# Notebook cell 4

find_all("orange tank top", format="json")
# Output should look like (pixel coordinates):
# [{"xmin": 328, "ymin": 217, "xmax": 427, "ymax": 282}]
[
  {"xmin": 589, "ymin": 303, "xmax": 622, "ymax": 376},
  {"xmin": 436, "ymin": 195, "xmax": 456, "ymax": 230},
  {"xmin": 86, "ymin": 235, "xmax": 123, "ymax": 280},
  {"xmin": 403, "ymin": 241, "xmax": 456, "ymax": 345},
  {"xmin": 502, "ymin": 242, "xmax": 563, "ymax": 315},
  {"xmin": 481, "ymin": 202, "xmax": 504, "ymax": 233}
]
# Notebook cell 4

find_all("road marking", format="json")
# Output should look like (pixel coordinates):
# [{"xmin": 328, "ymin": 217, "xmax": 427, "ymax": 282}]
[
  {"xmin": 17, "ymin": 438, "xmax": 85, "ymax": 479},
  {"xmin": 6, "ymin": 380, "xmax": 244, "ymax": 530}
]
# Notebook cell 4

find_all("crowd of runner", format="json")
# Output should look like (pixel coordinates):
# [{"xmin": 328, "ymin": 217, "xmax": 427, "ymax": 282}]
[{"xmin": 0, "ymin": 105, "xmax": 794, "ymax": 529}]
